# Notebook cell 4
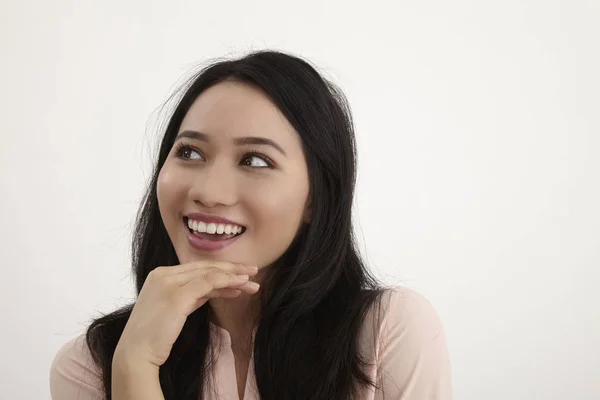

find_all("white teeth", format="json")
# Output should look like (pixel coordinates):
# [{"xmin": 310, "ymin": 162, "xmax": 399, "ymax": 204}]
[
  {"xmin": 187, "ymin": 218, "xmax": 244, "ymax": 235},
  {"xmin": 207, "ymin": 223, "xmax": 217, "ymax": 234}
]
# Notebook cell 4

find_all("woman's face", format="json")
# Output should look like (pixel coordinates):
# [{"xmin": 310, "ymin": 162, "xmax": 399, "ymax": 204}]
[{"xmin": 157, "ymin": 80, "xmax": 311, "ymax": 268}]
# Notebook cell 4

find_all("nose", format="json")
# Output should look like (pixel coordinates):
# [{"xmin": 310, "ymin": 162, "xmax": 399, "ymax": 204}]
[{"xmin": 188, "ymin": 163, "xmax": 237, "ymax": 207}]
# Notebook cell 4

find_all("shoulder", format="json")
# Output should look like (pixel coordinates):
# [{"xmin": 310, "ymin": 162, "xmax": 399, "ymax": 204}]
[
  {"xmin": 374, "ymin": 286, "xmax": 453, "ymax": 399},
  {"xmin": 50, "ymin": 334, "xmax": 104, "ymax": 400},
  {"xmin": 380, "ymin": 286, "xmax": 445, "ymax": 344}
]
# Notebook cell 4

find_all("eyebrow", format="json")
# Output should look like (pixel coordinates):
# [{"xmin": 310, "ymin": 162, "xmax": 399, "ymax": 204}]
[{"xmin": 175, "ymin": 130, "xmax": 288, "ymax": 157}]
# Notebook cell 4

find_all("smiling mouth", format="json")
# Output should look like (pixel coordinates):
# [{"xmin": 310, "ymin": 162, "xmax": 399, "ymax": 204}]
[{"xmin": 183, "ymin": 217, "xmax": 246, "ymax": 241}]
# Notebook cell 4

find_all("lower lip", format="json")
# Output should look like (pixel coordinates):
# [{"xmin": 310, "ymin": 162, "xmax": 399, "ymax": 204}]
[{"xmin": 185, "ymin": 225, "xmax": 243, "ymax": 252}]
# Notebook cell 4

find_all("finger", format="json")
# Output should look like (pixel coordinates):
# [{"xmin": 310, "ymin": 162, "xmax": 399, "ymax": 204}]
[
  {"xmin": 180, "ymin": 273, "xmax": 260, "ymax": 304},
  {"xmin": 181, "ymin": 270, "xmax": 251, "ymax": 297},
  {"xmin": 214, "ymin": 288, "xmax": 242, "ymax": 298},
  {"xmin": 168, "ymin": 268, "xmax": 253, "ymax": 286},
  {"xmin": 172, "ymin": 273, "xmax": 247, "ymax": 312},
  {"xmin": 173, "ymin": 261, "xmax": 258, "ymax": 275},
  {"xmin": 182, "ymin": 281, "xmax": 259, "ymax": 313},
  {"xmin": 190, "ymin": 288, "xmax": 242, "ymax": 309},
  {"xmin": 233, "ymin": 281, "xmax": 261, "ymax": 294},
  {"xmin": 201, "ymin": 285, "xmax": 258, "ymax": 299},
  {"xmin": 173, "ymin": 265, "xmax": 258, "ymax": 280}
]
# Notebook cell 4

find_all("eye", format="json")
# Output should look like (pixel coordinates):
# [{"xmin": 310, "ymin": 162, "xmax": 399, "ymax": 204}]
[
  {"xmin": 175, "ymin": 143, "xmax": 203, "ymax": 161},
  {"xmin": 241, "ymin": 152, "xmax": 274, "ymax": 168}
]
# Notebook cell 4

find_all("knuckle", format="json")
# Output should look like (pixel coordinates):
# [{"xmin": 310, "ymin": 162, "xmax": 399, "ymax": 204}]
[
  {"xmin": 197, "ymin": 272, "xmax": 215, "ymax": 288},
  {"xmin": 204, "ymin": 270, "xmax": 220, "ymax": 281},
  {"xmin": 162, "ymin": 273, "xmax": 180, "ymax": 286},
  {"xmin": 211, "ymin": 260, "xmax": 226, "ymax": 268},
  {"xmin": 205, "ymin": 266, "xmax": 219, "ymax": 274},
  {"xmin": 147, "ymin": 267, "xmax": 166, "ymax": 282},
  {"xmin": 205, "ymin": 272, "xmax": 226, "ymax": 286},
  {"xmin": 227, "ymin": 271, "xmax": 239, "ymax": 279}
]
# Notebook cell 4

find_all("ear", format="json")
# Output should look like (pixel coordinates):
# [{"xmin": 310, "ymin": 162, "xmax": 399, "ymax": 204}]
[{"xmin": 302, "ymin": 196, "xmax": 312, "ymax": 223}]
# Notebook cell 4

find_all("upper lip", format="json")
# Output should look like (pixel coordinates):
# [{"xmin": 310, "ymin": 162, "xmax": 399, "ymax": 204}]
[{"xmin": 185, "ymin": 212, "xmax": 245, "ymax": 227}]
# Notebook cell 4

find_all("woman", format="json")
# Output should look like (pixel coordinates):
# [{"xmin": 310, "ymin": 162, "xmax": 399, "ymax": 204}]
[{"xmin": 50, "ymin": 50, "xmax": 452, "ymax": 399}]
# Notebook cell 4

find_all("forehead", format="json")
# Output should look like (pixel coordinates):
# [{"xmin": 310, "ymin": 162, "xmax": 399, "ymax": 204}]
[{"xmin": 179, "ymin": 80, "xmax": 300, "ymax": 147}]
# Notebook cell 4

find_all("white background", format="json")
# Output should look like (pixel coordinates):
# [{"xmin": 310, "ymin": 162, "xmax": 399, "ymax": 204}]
[{"xmin": 1, "ymin": 1, "xmax": 599, "ymax": 399}]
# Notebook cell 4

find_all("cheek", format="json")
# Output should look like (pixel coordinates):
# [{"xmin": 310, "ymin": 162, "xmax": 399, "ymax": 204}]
[
  {"xmin": 157, "ymin": 164, "xmax": 187, "ymax": 221},
  {"xmin": 248, "ymin": 178, "xmax": 309, "ymax": 238}
]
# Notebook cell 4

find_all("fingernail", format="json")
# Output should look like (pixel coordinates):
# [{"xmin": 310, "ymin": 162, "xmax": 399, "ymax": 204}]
[
  {"xmin": 237, "ymin": 274, "xmax": 249, "ymax": 281},
  {"xmin": 249, "ymin": 266, "xmax": 259, "ymax": 272},
  {"xmin": 247, "ymin": 282, "xmax": 260, "ymax": 290}
]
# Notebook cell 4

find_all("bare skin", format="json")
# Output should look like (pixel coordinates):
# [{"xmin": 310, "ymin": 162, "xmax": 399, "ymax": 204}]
[
  {"xmin": 156, "ymin": 80, "xmax": 311, "ymax": 350},
  {"xmin": 115, "ymin": 81, "xmax": 312, "ymax": 399},
  {"xmin": 112, "ymin": 260, "xmax": 259, "ymax": 399}
]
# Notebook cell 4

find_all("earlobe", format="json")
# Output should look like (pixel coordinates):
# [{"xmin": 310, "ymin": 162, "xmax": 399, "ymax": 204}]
[
  {"xmin": 303, "ymin": 212, "xmax": 311, "ymax": 223},
  {"xmin": 303, "ymin": 199, "xmax": 312, "ymax": 223}
]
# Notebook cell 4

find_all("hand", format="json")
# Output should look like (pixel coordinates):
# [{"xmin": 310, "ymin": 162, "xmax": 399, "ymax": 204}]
[{"xmin": 113, "ymin": 260, "xmax": 260, "ymax": 368}]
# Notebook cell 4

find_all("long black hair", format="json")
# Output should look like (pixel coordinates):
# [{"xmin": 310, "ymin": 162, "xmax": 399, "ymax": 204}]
[{"xmin": 86, "ymin": 50, "xmax": 391, "ymax": 399}]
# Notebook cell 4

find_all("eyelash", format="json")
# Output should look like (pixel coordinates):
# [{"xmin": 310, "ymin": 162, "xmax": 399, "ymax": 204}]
[{"xmin": 173, "ymin": 141, "xmax": 275, "ymax": 169}]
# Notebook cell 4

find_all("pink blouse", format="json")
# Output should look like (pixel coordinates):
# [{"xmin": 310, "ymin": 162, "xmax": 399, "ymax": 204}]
[{"xmin": 50, "ymin": 286, "xmax": 452, "ymax": 399}]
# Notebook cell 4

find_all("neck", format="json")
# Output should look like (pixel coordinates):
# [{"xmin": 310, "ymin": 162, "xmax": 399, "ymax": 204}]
[
  {"xmin": 208, "ymin": 293, "xmax": 257, "ymax": 345},
  {"xmin": 207, "ymin": 269, "xmax": 267, "ymax": 348}
]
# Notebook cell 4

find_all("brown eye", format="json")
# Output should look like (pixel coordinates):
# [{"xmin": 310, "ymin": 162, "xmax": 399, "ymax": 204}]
[
  {"xmin": 175, "ymin": 144, "xmax": 202, "ymax": 161},
  {"xmin": 241, "ymin": 152, "xmax": 274, "ymax": 168}
]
